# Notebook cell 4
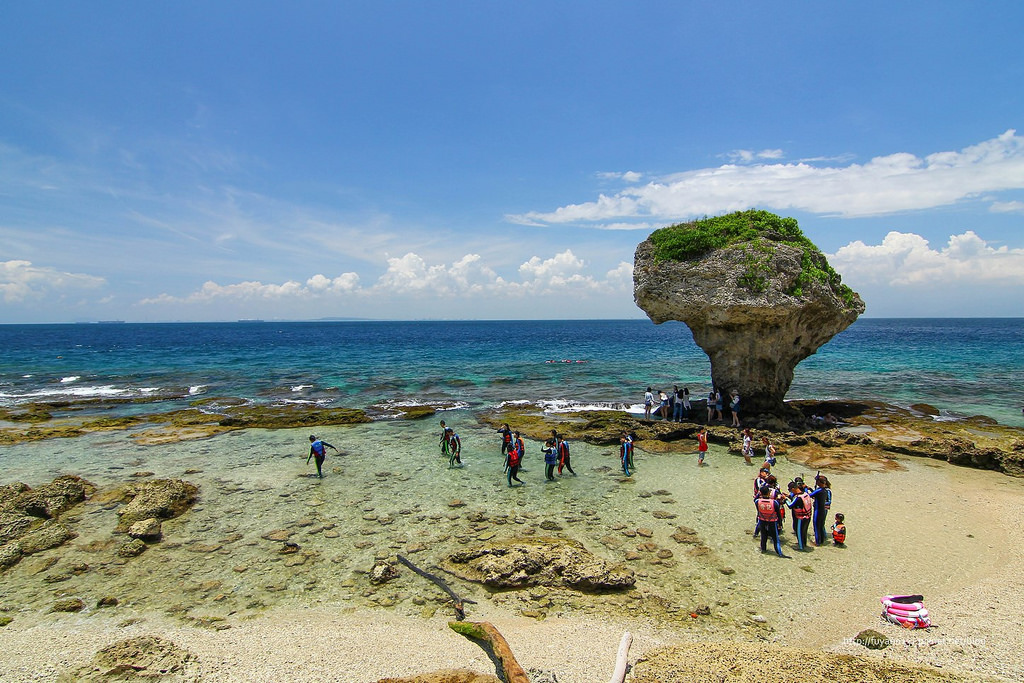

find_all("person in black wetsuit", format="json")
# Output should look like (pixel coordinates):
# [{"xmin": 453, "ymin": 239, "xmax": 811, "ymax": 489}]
[
  {"xmin": 556, "ymin": 435, "xmax": 576, "ymax": 476},
  {"xmin": 755, "ymin": 486, "xmax": 786, "ymax": 557},
  {"xmin": 497, "ymin": 423, "xmax": 512, "ymax": 467},
  {"xmin": 808, "ymin": 474, "xmax": 833, "ymax": 546},
  {"xmin": 306, "ymin": 435, "xmax": 339, "ymax": 478}
]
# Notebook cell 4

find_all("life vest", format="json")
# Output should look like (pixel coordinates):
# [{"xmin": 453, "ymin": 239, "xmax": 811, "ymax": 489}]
[
  {"xmin": 310, "ymin": 440, "xmax": 326, "ymax": 457},
  {"xmin": 558, "ymin": 441, "xmax": 570, "ymax": 461},
  {"xmin": 832, "ymin": 524, "xmax": 846, "ymax": 544},
  {"xmin": 508, "ymin": 447, "xmax": 521, "ymax": 468},
  {"xmin": 515, "ymin": 438, "xmax": 525, "ymax": 455},
  {"xmin": 697, "ymin": 433, "xmax": 707, "ymax": 451},
  {"xmin": 795, "ymin": 492, "xmax": 813, "ymax": 520},
  {"xmin": 756, "ymin": 498, "xmax": 778, "ymax": 522},
  {"xmin": 502, "ymin": 430, "xmax": 512, "ymax": 445}
]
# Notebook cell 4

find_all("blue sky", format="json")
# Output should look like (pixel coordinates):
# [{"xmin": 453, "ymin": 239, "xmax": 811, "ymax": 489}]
[{"xmin": 2, "ymin": 2, "xmax": 1023, "ymax": 322}]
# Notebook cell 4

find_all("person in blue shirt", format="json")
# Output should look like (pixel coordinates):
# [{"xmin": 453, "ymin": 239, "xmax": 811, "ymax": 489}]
[
  {"xmin": 542, "ymin": 439, "xmax": 558, "ymax": 480},
  {"xmin": 307, "ymin": 435, "xmax": 339, "ymax": 478}
]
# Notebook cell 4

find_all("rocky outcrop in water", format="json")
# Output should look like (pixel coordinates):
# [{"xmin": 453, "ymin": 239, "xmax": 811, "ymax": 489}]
[
  {"xmin": 441, "ymin": 537, "xmax": 635, "ymax": 592},
  {"xmin": 0, "ymin": 475, "xmax": 94, "ymax": 572},
  {"xmin": 634, "ymin": 211, "xmax": 864, "ymax": 416}
]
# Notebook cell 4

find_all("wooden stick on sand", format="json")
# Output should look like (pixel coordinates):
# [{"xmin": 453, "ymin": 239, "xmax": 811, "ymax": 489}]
[
  {"xmin": 396, "ymin": 554, "xmax": 477, "ymax": 620},
  {"xmin": 448, "ymin": 621, "xmax": 529, "ymax": 683},
  {"xmin": 609, "ymin": 631, "xmax": 632, "ymax": 683}
]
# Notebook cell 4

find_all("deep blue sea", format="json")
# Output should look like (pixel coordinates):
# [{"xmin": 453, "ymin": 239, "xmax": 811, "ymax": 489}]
[{"xmin": 1, "ymin": 318, "xmax": 1022, "ymax": 426}]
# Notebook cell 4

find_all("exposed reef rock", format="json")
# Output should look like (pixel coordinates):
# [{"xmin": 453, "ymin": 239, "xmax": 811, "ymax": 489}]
[
  {"xmin": 65, "ymin": 635, "xmax": 199, "ymax": 681},
  {"xmin": 0, "ymin": 475, "xmax": 94, "ymax": 572},
  {"xmin": 634, "ymin": 210, "xmax": 864, "ymax": 415},
  {"xmin": 440, "ymin": 536, "xmax": 635, "ymax": 592},
  {"xmin": 108, "ymin": 479, "xmax": 199, "ymax": 532}
]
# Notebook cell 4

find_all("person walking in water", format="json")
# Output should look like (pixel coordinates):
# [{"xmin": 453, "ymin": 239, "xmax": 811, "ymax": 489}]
[
  {"xmin": 506, "ymin": 433, "xmax": 524, "ymax": 487},
  {"xmin": 556, "ymin": 435, "xmax": 576, "ymax": 476},
  {"xmin": 439, "ymin": 420, "xmax": 450, "ymax": 457},
  {"xmin": 619, "ymin": 434, "xmax": 633, "ymax": 476},
  {"xmin": 497, "ymin": 423, "xmax": 512, "ymax": 467},
  {"xmin": 542, "ymin": 439, "xmax": 558, "ymax": 480},
  {"xmin": 307, "ymin": 434, "xmax": 339, "ymax": 478},
  {"xmin": 445, "ymin": 428, "xmax": 462, "ymax": 468}
]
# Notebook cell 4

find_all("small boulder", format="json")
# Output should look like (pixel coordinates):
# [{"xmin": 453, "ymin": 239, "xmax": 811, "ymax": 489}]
[
  {"xmin": 854, "ymin": 628, "xmax": 891, "ymax": 650},
  {"xmin": 369, "ymin": 560, "xmax": 400, "ymax": 585},
  {"xmin": 51, "ymin": 597, "xmax": 85, "ymax": 613},
  {"xmin": 117, "ymin": 539, "xmax": 147, "ymax": 558},
  {"xmin": 127, "ymin": 518, "xmax": 163, "ymax": 541}
]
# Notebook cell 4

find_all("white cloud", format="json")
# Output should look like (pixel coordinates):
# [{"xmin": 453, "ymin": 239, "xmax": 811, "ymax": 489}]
[
  {"xmin": 990, "ymin": 200, "xmax": 1024, "ymax": 214},
  {"xmin": 725, "ymin": 148, "xmax": 785, "ymax": 163},
  {"xmin": 597, "ymin": 171, "xmax": 643, "ymax": 182},
  {"xmin": 139, "ymin": 250, "xmax": 631, "ymax": 308},
  {"xmin": 829, "ymin": 230, "xmax": 1024, "ymax": 286},
  {"xmin": 511, "ymin": 130, "xmax": 1024, "ymax": 225},
  {"xmin": 0, "ymin": 260, "xmax": 106, "ymax": 303}
]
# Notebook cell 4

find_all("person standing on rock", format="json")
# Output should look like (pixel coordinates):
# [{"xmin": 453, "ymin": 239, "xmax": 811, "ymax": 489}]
[
  {"xmin": 714, "ymin": 389, "xmax": 724, "ymax": 422},
  {"xmin": 707, "ymin": 389, "xmax": 716, "ymax": 422},
  {"xmin": 730, "ymin": 391, "xmax": 741, "ymax": 427},
  {"xmin": 307, "ymin": 435, "xmax": 339, "ymax": 478},
  {"xmin": 644, "ymin": 387, "xmax": 654, "ymax": 420}
]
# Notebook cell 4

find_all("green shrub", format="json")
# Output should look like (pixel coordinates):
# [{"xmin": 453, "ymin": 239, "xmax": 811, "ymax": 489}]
[{"xmin": 649, "ymin": 210, "xmax": 855, "ymax": 304}]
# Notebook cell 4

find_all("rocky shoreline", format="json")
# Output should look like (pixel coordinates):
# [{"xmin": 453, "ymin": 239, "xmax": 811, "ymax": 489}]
[{"xmin": 1, "ymin": 401, "xmax": 1022, "ymax": 681}]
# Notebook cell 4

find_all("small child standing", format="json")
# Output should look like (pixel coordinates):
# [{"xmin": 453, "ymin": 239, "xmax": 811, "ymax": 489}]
[{"xmin": 831, "ymin": 513, "xmax": 847, "ymax": 546}]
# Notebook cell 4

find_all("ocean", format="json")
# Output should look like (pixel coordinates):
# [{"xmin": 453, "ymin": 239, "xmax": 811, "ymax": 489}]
[
  {"xmin": 1, "ymin": 318, "xmax": 1022, "ymax": 426},
  {"xmin": 1, "ymin": 318, "xmax": 1022, "ymax": 641}
]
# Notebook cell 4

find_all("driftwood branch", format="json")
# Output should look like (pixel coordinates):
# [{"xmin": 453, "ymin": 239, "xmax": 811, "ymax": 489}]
[
  {"xmin": 608, "ymin": 631, "xmax": 632, "ymax": 683},
  {"xmin": 397, "ymin": 554, "xmax": 476, "ymax": 620},
  {"xmin": 448, "ymin": 621, "xmax": 529, "ymax": 683}
]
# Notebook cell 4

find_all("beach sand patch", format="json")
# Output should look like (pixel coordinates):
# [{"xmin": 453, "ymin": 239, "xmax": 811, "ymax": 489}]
[{"xmin": 630, "ymin": 641, "xmax": 972, "ymax": 682}]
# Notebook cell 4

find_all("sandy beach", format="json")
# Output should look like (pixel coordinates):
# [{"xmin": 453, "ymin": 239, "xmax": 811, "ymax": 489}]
[{"xmin": 2, "ymin": 424, "xmax": 1023, "ymax": 682}]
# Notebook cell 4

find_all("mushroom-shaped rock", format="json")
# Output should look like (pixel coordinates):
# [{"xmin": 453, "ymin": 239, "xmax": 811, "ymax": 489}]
[{"xmin": 634, "ymin": 210, "xmax": 864, "ymax": 416}]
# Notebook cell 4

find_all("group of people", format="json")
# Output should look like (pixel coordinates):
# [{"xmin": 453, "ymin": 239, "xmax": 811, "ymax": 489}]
[
  {"xmin": 438, "ymin": 419, "xmax": 463, "ymax": 468},
  {"xmin": 643, "ymin": 385, "xmax": 691, "ymax": 422},
  {"xmin": 752, "ymin": 459, "xmax": 846, "ymax": 557},
  {"xmin": 495, "ymin": 423, "xmax": 576, "ymax": 486},
  {"xmin": 644, "ymin": 384, "xmax": 743, "ymax": 428}
]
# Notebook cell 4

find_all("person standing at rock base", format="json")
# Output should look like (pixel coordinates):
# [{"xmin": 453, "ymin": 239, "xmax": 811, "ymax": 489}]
[
  {"xmin": 730, "ymin": 391, "xmax": 741, "ymax": 427},
  {"xmin": 644, "ymin": 387, "xmax": 654, "ymax": 420},
  {"xmin": 307, "ymin": 434, "xmax": 339, "ymax": 478},
  {"xmin": 696, "ymin": 426, "xmax": 708, "ymax": 466}
]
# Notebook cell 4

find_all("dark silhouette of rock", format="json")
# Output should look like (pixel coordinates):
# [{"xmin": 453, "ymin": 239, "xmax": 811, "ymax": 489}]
[{"xmin": 634, "ymin": 211, "xmax": 864, "ymax": 416}]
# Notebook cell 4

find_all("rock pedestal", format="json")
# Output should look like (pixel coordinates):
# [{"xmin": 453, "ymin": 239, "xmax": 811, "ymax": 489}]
[{"xmin": 634, "ymin": 231, "xmax": 864, "ymax": 416}]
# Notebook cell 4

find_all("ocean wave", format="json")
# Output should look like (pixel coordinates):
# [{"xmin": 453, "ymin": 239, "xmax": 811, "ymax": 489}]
[
  {"xmin": 291, "ymin": 385, "xmax": 313, "ymax": 392},
  {"xmin": 188, "ymin": 385, "xmax": 207, "ymax": 395},
  {"xmin": 60, "ymin": 376, "xmax": 81, "ymax": 383}
]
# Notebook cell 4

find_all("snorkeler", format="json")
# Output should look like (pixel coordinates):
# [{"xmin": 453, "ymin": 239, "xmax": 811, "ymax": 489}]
[{"xmin": 307, "ymin": 434, "xmax": 339, "ymax": 479}]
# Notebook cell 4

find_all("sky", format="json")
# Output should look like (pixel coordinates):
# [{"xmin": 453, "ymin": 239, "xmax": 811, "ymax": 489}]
[{"xmin": 2, "ymin": 2, "xmax": 1023, "ymax": 323}]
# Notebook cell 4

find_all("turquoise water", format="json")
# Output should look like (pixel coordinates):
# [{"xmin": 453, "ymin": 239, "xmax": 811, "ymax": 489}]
[{"xmin": 1, "ymin": 318, "xmax": 1022, "ymax": 426}]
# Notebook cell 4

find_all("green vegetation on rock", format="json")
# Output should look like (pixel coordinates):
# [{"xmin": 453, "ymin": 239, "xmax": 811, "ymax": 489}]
[{"xmin": 648, "ymin": 209, "xmax": 856, "ymax": 305}]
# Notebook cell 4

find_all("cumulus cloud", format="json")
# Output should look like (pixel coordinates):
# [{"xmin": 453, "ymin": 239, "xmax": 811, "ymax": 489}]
[
  {"xmin": 0, "ymin": 260, "xmax": 106, "ymax": 303},
  {"xmin": 139, "ymin": 250, "xmax": 631, "ymax": 308},
  {"xmin": 510, "ymin": 130, "xmax": 1024, "ymax": 225},
  {"xmin": 829, "ymin": 230, "xmax": 1024, "ymax": 286}
]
